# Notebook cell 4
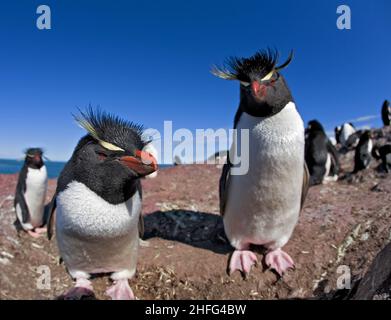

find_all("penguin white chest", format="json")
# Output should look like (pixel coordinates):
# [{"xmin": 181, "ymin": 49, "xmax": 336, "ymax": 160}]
[
  {"xmin": 24, "ymin": 166, "xmax": 48, "ymax": 226},
  {"xmin": 367, "ymin": 139, "xmax": 373, "ymax": 154},
  {"xmin": 341, "ymin": 124, "xmax": 355, "ymax": 145},
  {"xmin": 56, "ymin": 181, "xmax": 142, "ymax": 276},
  {"xmin": 224, "ymin": 102, "xmax": 305, "ymax": 250},
  {"xmin": 56, "ymin": 181, "xmax": 141, "ymax": 238}
]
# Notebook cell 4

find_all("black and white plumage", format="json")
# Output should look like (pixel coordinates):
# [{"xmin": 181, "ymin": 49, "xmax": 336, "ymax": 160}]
[
  {"xmin": 372, "ymin": 144, "xmax": 391, "ymax": 173},
  {"xmin": 213, "ymin": 49, "xmax": 309, "ymax": 277},
  {"xmin": 381, "ymin": 100, "xmax": 390, "ymax": 127},
  {"xmin": 305, "ymin": 120, "xmax": 340, "ymax": 185},
  {"xmin": 14, "ymin": 148, "xmax": 48, "ymax": 236},
  {"xmin": 47, "ymin": 108, "xmax": 157, "ymax": 300},
  {"xmin": 353, "ymin": 130, "xmax": 373, "ymax": 173},
  {"xmin": 335, "ymin": 122, "xmax": 358, "ymax": 150}
]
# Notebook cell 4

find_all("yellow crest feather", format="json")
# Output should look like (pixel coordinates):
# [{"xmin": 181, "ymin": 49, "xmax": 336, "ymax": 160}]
[{"xmin": 75, "ymin": 117, "xmax": 125, "ymax": 152}]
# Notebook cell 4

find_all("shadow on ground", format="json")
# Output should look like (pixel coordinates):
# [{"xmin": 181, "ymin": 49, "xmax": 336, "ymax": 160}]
[{"xmin": 143, "ymin": 210, "xmax": 233, "ymax": 254}]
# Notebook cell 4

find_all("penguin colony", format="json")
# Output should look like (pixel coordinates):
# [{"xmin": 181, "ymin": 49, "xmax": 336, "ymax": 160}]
[{"xmin": 13, "ymin": 49, "xmax": 390, "ymax": 299}]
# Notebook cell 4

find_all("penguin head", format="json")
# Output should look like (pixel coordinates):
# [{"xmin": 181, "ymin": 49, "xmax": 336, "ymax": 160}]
[
  {"xmin": 334, "ymin": 126, "xmax": 342, "ymax": 143},
  {"xmin": 306, "ymin": 120, "xmax": 325, "ymax": 134},
  {"xmin": 212, "ymin": 49, "xmax": 294, "ymax": 117},
  {"xmin": 383, "ymin": 100, "xmax": 390, "ymax": 114},
  {"xmin": 24, "ymin": 148, "xmax": 44, "ymax": 169},
  {"xmin": 359, "ymin": 130, "xmax": 372, "ymax": 143},
  {"xmin": 72, "ymin": 108, "xmax": 158, "ymax": 182}
]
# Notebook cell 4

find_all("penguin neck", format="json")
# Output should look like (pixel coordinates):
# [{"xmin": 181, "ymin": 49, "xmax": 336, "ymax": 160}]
[
  {"xmin": 26, "ymin": 161, "xmax": 44, "ymax": 170},
  {"xmin": 62, "ymin": 158, "xmax": 141, "ymax": 205},
  {"xmin": 238, "ymin": 93, "xmax": 293, "ymax": 119},
  {"xmin": 76, "ymin": 173, "xmax": 140, "ymax": 205},
  {"xmin": 238, "ymin": 76, "xmax": 294, "ymax": 118}
]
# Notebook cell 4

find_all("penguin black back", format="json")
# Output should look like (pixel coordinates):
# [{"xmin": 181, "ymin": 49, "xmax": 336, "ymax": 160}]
[
  {"xmin": 381, "ymin": 100, "xmax": 390, "ymax": 126},
  {"xmin": 372, "ymin": 144, "xmax": 391, "ymax": 173},
  {"xmin": 353, "ymin": 131, "xmax": 373, "ymax": 173},
  {"xmin": 305, "ymin": 120, "xmax": 339, "ymax": 185}
]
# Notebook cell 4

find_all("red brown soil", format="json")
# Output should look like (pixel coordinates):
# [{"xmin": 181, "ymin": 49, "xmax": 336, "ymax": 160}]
[{"xmin": 1, "ymin": 130, "xmax": 390, "ymax": 300}]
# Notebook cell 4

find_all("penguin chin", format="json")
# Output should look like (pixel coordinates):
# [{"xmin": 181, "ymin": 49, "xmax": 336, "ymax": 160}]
[
  {"xmin": 242, "ymin": 100, "xmax": 284, "ymax": 118},
  {"xmin": 28, "ymin": 158, "xmax": 44, "ymax": 169}
]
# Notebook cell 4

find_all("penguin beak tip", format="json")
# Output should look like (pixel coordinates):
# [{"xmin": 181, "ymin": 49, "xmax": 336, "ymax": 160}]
[{"xmin": 119, "ymin": 151, "xmax": 158, "ymax": 176}]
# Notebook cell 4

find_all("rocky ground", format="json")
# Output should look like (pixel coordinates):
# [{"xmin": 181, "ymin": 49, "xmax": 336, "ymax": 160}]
[{"xmin": 0, "ymin": 128, "xmax": 390, "ymax": 300}]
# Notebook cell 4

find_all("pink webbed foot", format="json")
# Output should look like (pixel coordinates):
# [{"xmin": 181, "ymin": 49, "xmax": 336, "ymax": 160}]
[
  {"xmin": 106, "ymin": 279, "xmax": 135, "ymax": 300},
  {"xmin": 265, "ymin": 248, "xmax": 295, "ymax": 276},
  {"xmin": 61, "ymin": 278, "xmax": 95, "ymax": 300},
  {"xmin": 34, "ymin": 227, "xmax": 47, "ymax": 234},
  {"xmin": 228, "ymin": 250, "xmax": 258, "ymax": 277},
  {"xmin": 27, "ymin": 230, "xmax": 41, "ymax": 238}
]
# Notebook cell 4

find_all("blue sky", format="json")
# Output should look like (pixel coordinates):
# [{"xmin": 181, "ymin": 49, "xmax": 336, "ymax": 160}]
[{"xmin": 0, "ymin": 0, "xmax": 390, "ymax": 161}]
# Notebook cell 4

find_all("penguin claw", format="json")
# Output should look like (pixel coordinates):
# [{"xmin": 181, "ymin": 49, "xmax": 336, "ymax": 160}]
[
  {"xmin": 228, "ymin": 250, "xmax": 258, "ymax": 277},
  {"xmin": 106, "ymin": 279, "xmax": 135, "ymax": 300},
  {"xmin": 58, "ymin": 278, "xmax": 95, "ymax": 300},
  {"xmin": 34, "ymin": 227, "xmax": 47, "ymax": 234},
  {"xmin": 27, "ymin": 230, "xmax": 41, "ymax": 238},
  {"xmin": 265, "ymin": 249, "xmax": 295, "ymax": 276}
]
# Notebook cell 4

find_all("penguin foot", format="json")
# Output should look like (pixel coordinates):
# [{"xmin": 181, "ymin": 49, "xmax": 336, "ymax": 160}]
[
  {"xmin": 61, "ymin": 279, "xmax": 95, "ymax": 300},
  {"xmin": 265, "ymin": 249, "xmax": 295, "ymax": 276},
  {"xmin": 228, "ymin": 250, "xmax": 258, "ymax": 277},
  {"xmin": 34, "ymin": 227, "xmax": 47, "ymax": 234},
  {"xmin": 106, "ymin": 279, "xmax": 135, "ymax": 300},
  {"xmin": 27, "ymin": 230, "xmax": 41, "ymax": 238}
]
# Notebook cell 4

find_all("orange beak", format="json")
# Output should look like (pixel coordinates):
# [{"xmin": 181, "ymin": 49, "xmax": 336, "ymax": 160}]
[
  {"xmin": 251, "ymin": 81, "xmax": 261, "ymax": 97},
  {"xmin": 120, "ymin": 150, "xmax": 158, "ymax": 176}
]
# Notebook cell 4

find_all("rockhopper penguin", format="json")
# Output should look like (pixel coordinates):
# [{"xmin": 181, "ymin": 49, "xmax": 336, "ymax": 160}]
[
  {"xmin": 212, "ymin": 49, "xmax": 309, "ymax": 277},
  {"xmin": 47, "ymin": 109, "xmax": 158, "ymax": 300},
  {"xmin": 14, "ymin": 148, "xmax": 48, "ymax": 238},
  {"xmin": 335, "ymin": 123, "xmax": 357, "ymax": 149},
  {"xmin": 305, "ymin": 120, "xmax": 340, "ymax": 185}
]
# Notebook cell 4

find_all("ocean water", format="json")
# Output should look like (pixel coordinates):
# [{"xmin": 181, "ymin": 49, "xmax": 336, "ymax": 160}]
[
  {"xmin": 0, "ymin": 159, "xmax": 66, "ymax": 179},
  {"xmin": 0, "ymin": 159, "xmax": 172, "ymax": 179}
]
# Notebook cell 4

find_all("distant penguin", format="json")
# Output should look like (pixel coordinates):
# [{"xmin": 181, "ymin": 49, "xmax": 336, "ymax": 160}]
[
  {"xmin": 14, "ymin": 148, "xmax": 48, "ymax": 238},
  {"xmin": 47, "ymin": 109, "xmax": 158, "ymax": 300},
  {"xmin": 305, "ymin": 120, "xmax": 340, "ymax": 185},
  {"xmin": 372, "ymin": 144, "xmax": 391, "ymax": 173},
  {"xmin": 353, "ymin": 130, "xmax": 373, "ymax": 173},
  {"xmin": 335, "ymin": 123, "xmax": 357, "ymax": 150},
  {"xmin": 381, "ymin": 100, "xmax": 390, "ymax": 126},
  {"xmin": 344, "ymin": 130, "xmax": 362, "ymax": 150},
  {"xmin": 212, "ymin": 49, "xmax": 309, "ymax": 277},
  {"xmin": 334, "ymin": 126, "xmax": 342, "ymax": 144}
]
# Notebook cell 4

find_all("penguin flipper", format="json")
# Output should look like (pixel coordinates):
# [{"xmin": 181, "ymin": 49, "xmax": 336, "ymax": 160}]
[
  {"xmin": 138, "ymin": 215, "xmax": 144, "ymax": 239},
  {"xmin": 14, "ymin": 165, "xmax": 30, "ymax": 224},
  {"xmin": 135, "ymin": 183, "xmax": 144, "ymax": 238},
  {"xmin": 371, "ymin": 145, "xmax": 381, "ymax": 160},
  {"xmin": 46, "ymin": 195, "xmax": 57, "ymax": 240},
  {"xmin": 327, "ymin": 140, "xmax": 340, "ymax": 175},
  {"xmin": 219, "ymin": 161, "xmax": 231, "ymax": 216},
  {"xmin": 14, "ymin": 191, "xmax": 30, "ymax": 224},
  {"xmin": 301, "ymin": 163, "xmax": 310, "ymax": 210}
]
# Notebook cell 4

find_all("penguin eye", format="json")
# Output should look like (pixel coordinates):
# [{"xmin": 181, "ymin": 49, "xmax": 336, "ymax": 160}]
[
  {"xmin": 261, "ymin": 70, "xmax": 274, "ymax": 82},
  {"xmin": 240, "ymin": 81, "xmax": 250, "ymax": 87},
  {"xmin": 97, "ymin": 152, "xmax": 108, "ymax": 161}
]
